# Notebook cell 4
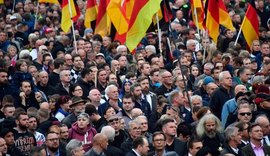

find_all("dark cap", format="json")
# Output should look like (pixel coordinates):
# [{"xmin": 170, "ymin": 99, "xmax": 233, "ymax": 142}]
[
  {"xmin": 146, "ymin": 32, "xmax": 157, "ymax": 39},
  {"xmin": 203, "ymin": 76, "xmax": 215, "ymax": 85},
  {"xmin": 257, "ymin": 93, "xmax": 270, "ymax": 101},
  {"xmin": 70, "ymin": 96, "xmax": 85, "ymax": 107},
  {"xmin": 235, "ymin": 91, "xmax": 251, "ymax": 101}
]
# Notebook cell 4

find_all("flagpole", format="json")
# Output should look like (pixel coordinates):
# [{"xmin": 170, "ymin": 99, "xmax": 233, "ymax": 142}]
[
  {"xmin": 34, "ymin": 2, "xmax": 40, "ymax": 29},
  {"xmin": 12, "ymin": 0, "xmax": 16, "ymax": 13},
  {"xmin": 156, "ymin": 13, "xmax": 162, "ymax": 53},
  {"xmin": 67, "ymin": 0, "xmax": 78, "ymax": 54},
  {"xmin": 193, "ymin": 7, "xmax": 201, "ymax": 41},
  {"xmin": 234, "ymin": 16, "xmax": 247, "ymax": 46},
  {"xmin": 202, "ymin": 29, "xmax": 208, "ymax": 64}
]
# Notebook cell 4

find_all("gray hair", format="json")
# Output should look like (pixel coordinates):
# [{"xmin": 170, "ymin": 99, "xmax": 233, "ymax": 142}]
[
  {"xmin": 134, "ymin": 115, "xmax": 148, "ymax": 123},
  {"xmin": 128, "ymin": 120, "xmax": 140, "ymax": 132},
  {"xmin": 116, "ymin": 45, "xmax": 127, "ymax": 53},
  {"xmin": 145, "ymin": 45, "xmax": 156, "ymax": 54},
  {"xmin": 92, "ymin": 41, "xmax": 101, "ymax": 48},
  {"xmin": 190, "ymin": 95, "xmax": 202, "ymax": 105},
  {"xmin": 224, "ymin": 126, "xmax": 238, "ymax": 142},
  {"xmin": 196, "ymin": 114, "xmax": 223, "ymax": 138},
  {"xmin": 101, "ymin": 126, "xmax": 115, "ymax": 142},
  {"xmin": 66, "ymin": 139, "xmax": 83, "ymax": 156},
  {"xmin": 219, "ymin": 71, "xmax": 230, "ymax": 82},
  {"xmin": 105, "ymin": 84, "xmax": 117, "ymax": 96},
  {"xmin": 186, "ymin": 39, "xmax": 196, "ymax": 47},
  {"xmin": 59, "ymin": 70, "xmax": 70, "ymax": 79}
]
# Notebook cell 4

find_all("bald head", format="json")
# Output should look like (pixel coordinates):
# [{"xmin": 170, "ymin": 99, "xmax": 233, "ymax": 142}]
[
  {"xmin": 131, "ymin": 108, "xmax": 143, "ymax": 119},
  {"xmin": 255, "ymin": 115, "xmax": 270, "ymax": 135},
  {"xmin": 234, "ymin": 84, "xmax": 247, "ymax": 94},
  {"xmin": 93, "ymin": 133, "xmax": 108, "ymax": 146}
]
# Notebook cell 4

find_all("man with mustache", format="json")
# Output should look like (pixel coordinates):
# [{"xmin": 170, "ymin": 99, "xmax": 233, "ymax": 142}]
[
  {"xmin": 196, "ymin": 113, "xmax": 225, "ymax": 156},
  {"xmin": 137, "ymin": 76, "xmax": 157, "ymax": 112}
]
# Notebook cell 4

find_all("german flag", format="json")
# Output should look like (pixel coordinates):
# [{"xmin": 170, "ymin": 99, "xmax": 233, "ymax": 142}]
[
  {"xmin": 114, "ymin": 0, "xmax": 135, "ymax": 44},
  {"xmin": 107, "ymin": 0, "xmax": 129, "ymax": 35},
  {"xmin": 190, "ymin": 0, "xmax": 205, "ymax": 30},
  {"xmin": 39, "ymin": 0, "xmax": 59, "ymax": 4},
  {"xmin": 60, "ymin": 0, "xmax": 77, "ymax": 33},
  {"xmin": 84, "ymin": 0, "xmax": 97, "ymax": 28},
  {"xmin": 205, "ymin": 0, "xmax": 219, "ymax": 43},
  {"xmin": 241, "ymin": 0, "xmax": 259, "ymax": 48},
  {"xmin": 126, "ymin": 0, "xmax": 162, "ymax": 51},
  {"xmin": 218, "ymin": 0, "xmax": 234, "ymax": 31},
  {"xmin": 95, "ymin": 0, "xmax": 110, "ymax": 37}
]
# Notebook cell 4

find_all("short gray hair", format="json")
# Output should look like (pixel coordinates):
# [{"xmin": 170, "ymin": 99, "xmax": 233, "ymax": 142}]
[
  {"xmin": 190, "ymin": 95, "xmax": 202, "ymax": 105},
  {"xmin": 219, "ymin": 71, "xmax": 230, "ymax": 82},
  {"xmin": 116, "ymin": 45, "xmax": 127, "ymax": 53},
  {"xmin": 101, "ymin": 126, "xmax": 115, "ymax": 142},
  {"xmin": 105, "ymin": 85, "xmax": 117, "ymax": 96},
  {"xmin": 224, "ymin": 126, "xmax": 238, "ymax": 142},
  {"xmin": 66, "ymin": 139, "xmax": 83, "ymax": 156},
  {"xmin": 128, "ymin": 120, "xmax": 140, "ymax": 132},
  {"xmin": 145, "ymin": 45, "xmax": 156, "ymax": 54}
]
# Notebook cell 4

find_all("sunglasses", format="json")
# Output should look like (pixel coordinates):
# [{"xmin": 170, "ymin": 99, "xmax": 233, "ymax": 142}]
[{"xmin": 239, "ymin": 112, "xmax": 252, "ymax": 116}]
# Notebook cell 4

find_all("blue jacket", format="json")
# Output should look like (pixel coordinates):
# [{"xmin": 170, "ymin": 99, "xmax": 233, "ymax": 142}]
[{"xmin": 221, "ymin": 98, "xmax": 237, "ymax": 128}]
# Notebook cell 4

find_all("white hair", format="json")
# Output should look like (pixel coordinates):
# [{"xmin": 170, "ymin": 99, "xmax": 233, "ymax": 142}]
[
  {"xmin": 219, "ymin": 71, "xmax": 230, "ymax": 82},
  {"xmin": 190, "ymin": 95, "xmax": 202, "ymax": 103},
  {"xmin": 101, "ymin": 126, "xmax": 115, "ymax": 142},
  {"xmin": 116, "ymin": 45, "xmax": 127, "ymax": 53},
  {"xmin": 145, "ymin": 45, "xmax": 156, "ymax": 54},
  {"xmin": 105, "ymin": 84, "xmax": 117, "ymax": 96},
  {"xmin": 186, "ymin": 39, "xmax": 196, "ymax": 47},
  {"xmin": 19, "ymin": 49, "xmax": 30, "ymax": 59},
  {"xmin": 196, "ymin": 114, "xmax": 223, "ymax": 138}
]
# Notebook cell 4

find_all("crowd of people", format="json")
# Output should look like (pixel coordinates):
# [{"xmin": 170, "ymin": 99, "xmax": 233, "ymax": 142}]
[{"xmin": 1, "ymin": 0, "xmax": 270, "ymax": 156}]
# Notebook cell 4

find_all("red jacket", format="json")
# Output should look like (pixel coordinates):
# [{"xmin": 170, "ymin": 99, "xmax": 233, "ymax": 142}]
[{"xmin": 68, "ymin": 122, "xmax": 97, "ymax": 152}]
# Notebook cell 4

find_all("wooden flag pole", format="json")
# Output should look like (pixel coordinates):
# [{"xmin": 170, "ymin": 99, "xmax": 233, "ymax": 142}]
[
  {"xmin": 67, "ymin": 0, "xmax": 78, "ymax": 54},
  {"xmin": 34, "ymin": 2, "xmax": 40, "ymax": 29},
  {"xmin": 156, "ymin": 13, "xmax": 162, "ymax": 53}
]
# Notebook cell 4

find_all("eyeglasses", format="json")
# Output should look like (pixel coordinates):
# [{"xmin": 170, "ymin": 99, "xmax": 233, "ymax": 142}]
[
  {"xmin": 239, "ymin": 112, "xmax": 252, "ymax": 116},
  {"xmin": 47, "ymin": 138, "xmax": 59, "ymax": 142}
]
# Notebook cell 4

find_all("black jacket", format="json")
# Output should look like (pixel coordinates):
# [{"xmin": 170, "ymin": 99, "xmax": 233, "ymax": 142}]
[
  {"xmin": 165, "ymin": 138, "xmax": 187, "ymax": 156},
  {"xmin": 220, "ymin": 143, "xmax": 244, "ymax": 156},
  {"xmin": 209, "ymin": 86, "xmax": 234, "ymax": 119},
  {"xmin": 51, "ymin": 41, "xmax": 65, "ymax": 59}
]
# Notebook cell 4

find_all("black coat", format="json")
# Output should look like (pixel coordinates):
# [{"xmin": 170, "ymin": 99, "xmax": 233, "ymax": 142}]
[
  {"xmin": 51, "ymin": 41, "xmax": 65, "ymax": 59},
  {"xmin": 165, "ymin": 138, "xmax": 187, "ymax": 156},
  {"xmin": 220, "ymin": 143, "xmax": 244, "ymax": 156},
  {"xmin": 54, "ymin": 83, "xmax": 73, "ymax": 96},
  {"xmin": 105, "ymin": 144, "xmax": 124, "ymax": 156},
  {"xmin": 209, "ymin": 86, "xmax": 234, "ymax": 119}
]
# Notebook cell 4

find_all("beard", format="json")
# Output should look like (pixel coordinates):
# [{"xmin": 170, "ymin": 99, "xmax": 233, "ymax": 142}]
[
  {"xmin": 47, "ymin": 145, "xmax": 59, "ymax": 152},
  {"xmin": 205, "ymin": 131, "xmax": 217, "ymax": 139},
  {"xmin": 19, "ymin": 123, "xmax": 28, "ymax": 131},
  {"xmin": 142, "ymin": 88, "xmax": 149, "ymax": 95}
]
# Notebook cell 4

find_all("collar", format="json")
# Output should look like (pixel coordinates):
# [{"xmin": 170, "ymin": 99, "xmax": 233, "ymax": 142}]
[
  {"xmin": 230, "ymin": 146, "xmax": 239, "ymax": 154},
  {"xmin": 132, "ymin": 149, "xmax": 141, "ymax": 156},
  {"xmin": 46, "ymin": 148, "xmax": 60, "ymax": 156},
  {"xmin": 58, "ymin": 108, "xmax": 70, "ymax": 116},
  {"xmin": 251, "ymin": 141, "xmax": 263, "ymax": 149}
]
